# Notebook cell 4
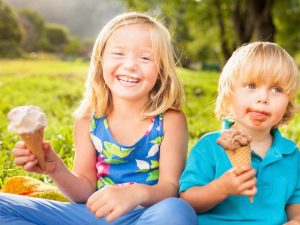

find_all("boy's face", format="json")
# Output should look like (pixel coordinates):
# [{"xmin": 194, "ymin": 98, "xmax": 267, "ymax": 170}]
[{"xmin": 230, "ymin": 78, "xmax": 289, "ymax": 132}]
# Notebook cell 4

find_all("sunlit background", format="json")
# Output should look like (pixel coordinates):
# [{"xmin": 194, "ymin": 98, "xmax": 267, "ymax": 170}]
[{"xmin": 0, "ymin": 0, "xmax": 299, "ymax": 185}]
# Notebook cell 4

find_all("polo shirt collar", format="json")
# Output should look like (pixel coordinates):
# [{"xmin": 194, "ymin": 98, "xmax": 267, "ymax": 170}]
[{"xmin": 270, "ymin": 128, "xmax": 298, "ymax": 155}]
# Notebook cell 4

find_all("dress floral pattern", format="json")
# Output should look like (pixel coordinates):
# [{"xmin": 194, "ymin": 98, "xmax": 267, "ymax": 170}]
[{"xmin": 90, "ymin": 114, "xmax": 163, "ymax": 189}]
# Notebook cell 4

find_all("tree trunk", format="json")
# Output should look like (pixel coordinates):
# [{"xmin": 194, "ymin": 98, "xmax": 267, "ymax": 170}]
[
  {"xmin": 251, "ymin": 0, "xmax": 275, "ymax": 42},
  {"xmin": 214, "ymin": 0, "xmax": 231, "ymax": 62},
  {"xmin": 232, "ymin": 0, "xmax": 255, "ymax": 45},
  {"xmin": 232, "ymin": 0, "xmax": 275, "ymax": 44}
]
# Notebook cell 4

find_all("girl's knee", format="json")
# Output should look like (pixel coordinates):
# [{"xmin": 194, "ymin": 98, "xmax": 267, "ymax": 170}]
[{"xmin": 145, "ymin": 197, "xmax": 197, "ymax": 225}]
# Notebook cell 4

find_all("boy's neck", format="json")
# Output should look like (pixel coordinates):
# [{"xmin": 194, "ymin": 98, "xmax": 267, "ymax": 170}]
[
  {"xmin": 250, "ymin": 133, "xmax": 273, "ymax": 158},
  {"xmin": 232, "ymin": 124, "xmax": 273, "ymax": 158}
]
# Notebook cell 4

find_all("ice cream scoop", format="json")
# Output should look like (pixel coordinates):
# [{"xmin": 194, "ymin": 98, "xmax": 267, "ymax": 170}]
[
  {"xmin": 8, "ymin": 105, "xmax": 47, "ymax": 170},
  {"xmin": 217, "ymin": 129, "xmax": 254, "ymax": 202}
]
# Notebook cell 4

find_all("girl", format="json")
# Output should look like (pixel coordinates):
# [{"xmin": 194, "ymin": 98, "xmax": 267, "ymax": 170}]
[
  {"xmin": 179, "ymin": 42, "xmax": 300, "ymax": 224},
  {"xmin": 0, "ymin": 12, "xmax": 197, "ymax": 225}
]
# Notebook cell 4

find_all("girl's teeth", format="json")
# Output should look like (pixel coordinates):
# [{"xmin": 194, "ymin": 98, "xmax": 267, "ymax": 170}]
[{"xmin": 118, "ymin": 75, "xmax": 139, "ymax": 83}]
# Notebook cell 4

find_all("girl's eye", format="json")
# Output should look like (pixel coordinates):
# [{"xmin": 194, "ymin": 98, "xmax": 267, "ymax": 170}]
[
  {"xmin": 245, "ymin": 83, "xmax": 256, "ymax": 89},
  {"xmin": 139, "ymin": 56, "xmax": 151, "ymax": 61},
  {"xmin": 112, "ymin": 52, "xmax": 124, "ymax": 56}
]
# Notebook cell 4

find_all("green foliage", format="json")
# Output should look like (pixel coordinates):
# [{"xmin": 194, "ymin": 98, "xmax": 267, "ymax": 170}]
[
  {"xmin": 45, "ymin": 23, "xmax": 69, "ymax": 46},
  {"xmin": 19, "ymin": 9, "xmax": 45, "ymax": 35},
  {"xmin": 63, "ymin": 36, "xmax": 83, "ymax": 58},
  {"xmin": 121, "ymin": 0, "xmax": 300, "ymax": 67},
  {"xmin": 0, "ymin": 0, "xmax": 23, "ymax": 57},
  {"xmin": 0, "ymin": 59, "xmax": 299, "ymax": 187},
  {"xmin": 0, "ymin": 58, "xmax": 87, "ymax": 186},
  {"xmin": 42, "ymin": 23, "xmax": 71, "ymax": 53},
  {"xmin": 19, "ymin": 9, "xmax": 46, "ymax": 52},
  {"xmin": 0, "ymin": 40, "xmax": 23, "ymax": 58},
  {"xmin": 274, "ymin": 1, "xmax": 300, "ymax": 56}
]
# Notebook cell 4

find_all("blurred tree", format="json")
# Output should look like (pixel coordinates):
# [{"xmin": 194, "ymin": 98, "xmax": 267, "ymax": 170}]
[
  {"xmin": 44, "ymin": 23, "xmax": 69, "ymax": 52},
  {"xmin": 19, "ymin": 9, "xmax": 46, "ymax": 52},
  {"xmin": 121, "ymin": 0, "xmax": 300, "ymax": 67},
  {"xmin": 63, "ymin": 36, "xmax": 83, "ymax": 58},
  {"xmin": 0, "ymin": 0, "xmax": 23, "ymax": 57},
  {"xmin": 121, "ymin": 0, "xmax": 194, "ymax": 67},
  {"xmin": 274, "ymin": 0, "xmax": 300, "ymax": 56}
]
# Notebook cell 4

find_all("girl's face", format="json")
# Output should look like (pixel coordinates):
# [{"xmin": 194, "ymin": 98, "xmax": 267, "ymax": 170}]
[
  {"xmin": 230, "ymin": 78, "xmax": 289, "ymax": 132},
  {"xmin": 102, "ymin": 23, "xmax": 159, "ymax": 104}
]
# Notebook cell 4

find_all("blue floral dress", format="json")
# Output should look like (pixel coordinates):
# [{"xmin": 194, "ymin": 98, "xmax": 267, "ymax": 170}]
[{"xmin": 90, "ymin": 114, "xmax": 163, "ymax": 189}]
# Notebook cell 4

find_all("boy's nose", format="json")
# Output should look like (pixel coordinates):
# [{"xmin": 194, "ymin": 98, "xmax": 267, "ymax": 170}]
[{"xmin": 257, "ymin": 89, "xmax": 269, "ymax": 104}]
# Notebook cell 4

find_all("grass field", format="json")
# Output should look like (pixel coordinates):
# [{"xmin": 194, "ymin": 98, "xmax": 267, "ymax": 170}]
[{"xmin": 0, "ymin": 58, "xmax": 299, "ymax": 187}]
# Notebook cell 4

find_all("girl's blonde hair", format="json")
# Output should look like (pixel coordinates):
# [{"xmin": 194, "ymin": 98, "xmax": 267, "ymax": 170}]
[
  {"xmin": 215, "ymin": 41, "xmax": 299, "ymax": 126},
  {"xmin": 75, "ymin": 12, "xmax": 183, "ymax": 119}
]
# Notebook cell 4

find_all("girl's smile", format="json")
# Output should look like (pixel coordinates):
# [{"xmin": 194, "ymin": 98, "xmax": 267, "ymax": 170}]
[{"xmin": 117, "ymin": 74, "xmax": 140, "ymax": 86}]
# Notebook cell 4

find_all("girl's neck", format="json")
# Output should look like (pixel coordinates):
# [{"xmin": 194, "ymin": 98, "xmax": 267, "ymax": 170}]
[{"xmin": 109, "ymin": 96, "xmax": 147, "ymax": 120}]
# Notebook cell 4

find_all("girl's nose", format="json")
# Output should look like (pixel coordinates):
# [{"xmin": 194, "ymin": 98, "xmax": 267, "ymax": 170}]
[{"xmin": 123, "ymin": 56, "xmax": 138, "ymax": 71}]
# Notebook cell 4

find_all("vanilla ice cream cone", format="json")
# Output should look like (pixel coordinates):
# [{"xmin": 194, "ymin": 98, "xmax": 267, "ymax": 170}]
[
  {"xmin": 20, "ymin": 128, "xmax": 45, "ymax": 170},
  {"xmin": 8, "ymin": 105, "xmax": 47, "ymax": 171},
  {"xmin": 225, "ymin": 145, "xmax": 253, "ymax": 202}
]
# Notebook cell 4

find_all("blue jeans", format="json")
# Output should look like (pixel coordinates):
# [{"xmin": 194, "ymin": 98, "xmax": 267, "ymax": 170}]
[{"xmin": 0, "ymin": 193, "xmax": 197, "ymax": 225}]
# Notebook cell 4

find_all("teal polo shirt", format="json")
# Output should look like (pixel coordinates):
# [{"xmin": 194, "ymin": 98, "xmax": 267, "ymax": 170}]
[{"xmin": 179, "ymin": 129, "xmax": 300, "ymax": 225}]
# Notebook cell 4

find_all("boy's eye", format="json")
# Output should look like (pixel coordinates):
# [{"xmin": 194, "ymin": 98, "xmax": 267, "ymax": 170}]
[
  {"xmin": 271, "ymin": 87, "xmax": 282, "ymax": 93},
  {"xmin": 245, "ymin": 83, "xmax": 256, "ymax": 89}
]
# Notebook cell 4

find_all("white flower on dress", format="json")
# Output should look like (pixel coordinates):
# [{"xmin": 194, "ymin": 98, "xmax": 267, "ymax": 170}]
[
  {"xmin": 91, "ymin": 134, "xmax": 103, "ymax": 152},
  {"xmin": 147, "ymin": 144, "xmax": 159, "ymax": 158},
  {"xmin": 136, "ymin": 159, "xmax": 150, "ymax": 171}
]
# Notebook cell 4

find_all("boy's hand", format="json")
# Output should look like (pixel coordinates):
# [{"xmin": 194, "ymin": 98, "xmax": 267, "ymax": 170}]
[
  {"xmin": 87, "ymin": 185, "xmax": 143, "ymax": 222},
  {"xmin": 217, "ymin": 165, "xmax": 257, "ymax": 199},
  {"xmin": 283, "ymin": 220, "xmax": 300, "ymax": 225},
  {"xmin": 12, "ymin": 141, "xmax": 59, "ymax": 174}
]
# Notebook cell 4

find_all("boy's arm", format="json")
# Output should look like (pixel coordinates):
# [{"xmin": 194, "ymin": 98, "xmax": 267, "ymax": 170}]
[
  {"xmin": 180, "ymin": 178, "xmax": 228, "ymax": 212},
  {"xmin": 180, "ymin": 166, "xmax": 256, "ymax": 213},
  {"xmin": 285, "ymin": 204, "xmax": 300, "ymax": 224}
]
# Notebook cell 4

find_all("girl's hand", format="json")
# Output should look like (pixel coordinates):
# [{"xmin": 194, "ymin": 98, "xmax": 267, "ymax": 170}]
[
  {"xmin": 217, "ymin": 165, "xmax": 257, "ymax": 199},
  {"xmin": 12, "ymin": 141, "xmax": 59, "ymax": 174},
  {"xmin": 87, "ymin": 185, "xmax": 143, "ymax": 222}
]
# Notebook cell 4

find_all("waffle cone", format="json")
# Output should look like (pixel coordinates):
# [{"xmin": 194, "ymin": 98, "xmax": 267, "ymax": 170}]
[
  {"xmin": 226, "ymin": 145, "xmax": 254, "ymax": 202},
  {"xmin": 20, "ymin": 128, "xmax": 45, "ymax": 170},
  {"xmin": 226, "ymin": 145, "xmax": 251, "ymax": 168}
]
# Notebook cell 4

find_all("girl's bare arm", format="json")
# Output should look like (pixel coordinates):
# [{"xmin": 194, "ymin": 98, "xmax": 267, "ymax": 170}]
[
  {"xmin": 49, "ymin": 117, "xmax": 97, "ymax": 202},
  {"xmin": 136, "ymin": 109, "xmax": 188, "ymax": 206}
]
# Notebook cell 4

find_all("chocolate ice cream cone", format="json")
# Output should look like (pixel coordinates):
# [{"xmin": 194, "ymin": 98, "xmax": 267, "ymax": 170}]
[
  {"xmin": 225, "ymin": 145, "xmax": 253, "ymax": 202},
  {"xmin": 20, "ymin": 128, "xmax": 45, "ymax": 170},
  {"xmin": 226, "ymin": 145, "xmax": 251, "ymax": 168}
]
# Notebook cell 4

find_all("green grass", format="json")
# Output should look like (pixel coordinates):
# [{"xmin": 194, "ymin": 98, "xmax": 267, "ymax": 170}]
[{"xmin": 0, "ymin": 58, "xmax": 299, "ymax": 187}]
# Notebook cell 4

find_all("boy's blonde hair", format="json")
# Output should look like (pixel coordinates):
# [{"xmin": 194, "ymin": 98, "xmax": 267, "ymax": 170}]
[
  {"xmin": 215, "ymin": 41, "xmax": 299, "ymax": 126},
  {"xmin": 75, "ymin": 12, "xmax": 183, "ymax": 119}
]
